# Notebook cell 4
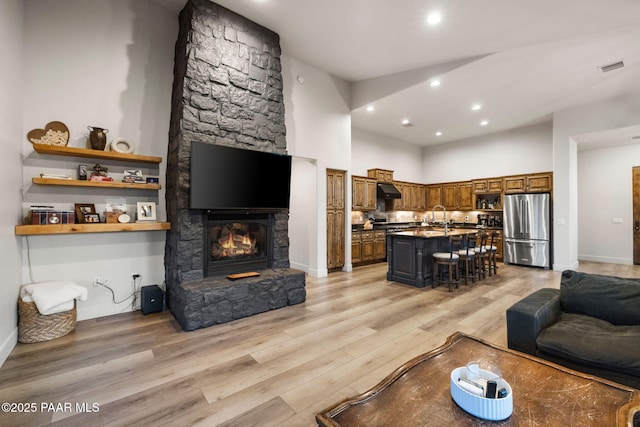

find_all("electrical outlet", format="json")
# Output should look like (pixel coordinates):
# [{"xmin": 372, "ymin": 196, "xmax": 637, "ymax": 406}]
[{"xmin": 93, "ymin": 277, "xmax": 101, "ymax": 287}]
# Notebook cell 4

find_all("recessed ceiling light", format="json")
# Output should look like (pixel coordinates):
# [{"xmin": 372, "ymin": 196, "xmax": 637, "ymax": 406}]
[
  {"xmin": 430, "ymin": 80, "xmax": 441, "ymax": 87},
  {"xmin": 427, "ymin": 12, "xmax": 442, "ymax": 25},
  {"xmin": 402, "ymin": 119, "xmax": 413, "ymax": 127},
  {"xmin": 480, "ymin": 120, "xmax": 489, "ymax": 126},
  {"xmin": 366, "ymin": 105, "xmax": 375, "ymax": 112},
  {"xmin": 435, "ymin": 131, "xmax": 443, "ymax": 136},
  {"xmin": 471, "ymin": 104, "xmax": 482, "ymax": 111}
]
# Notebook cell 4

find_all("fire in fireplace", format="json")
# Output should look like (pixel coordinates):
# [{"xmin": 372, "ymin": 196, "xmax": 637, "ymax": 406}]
[
  {"xmin": 210, "ymin": 223, "xmax": 263, "ymax": 260},
  {"xmin": 205, "ymin": 213, "xmax": 273, "ymax": 277}
]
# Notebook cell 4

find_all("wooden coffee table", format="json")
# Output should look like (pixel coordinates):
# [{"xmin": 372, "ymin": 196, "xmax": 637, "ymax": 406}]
[{"xmin": 316, "ymin": 332, "xmax": 640, "ymax": 426}]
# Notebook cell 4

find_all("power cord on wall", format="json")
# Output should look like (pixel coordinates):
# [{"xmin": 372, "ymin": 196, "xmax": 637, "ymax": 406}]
[
  {"xmin": 25, "ymin": 236, "xmax": 35, "ymax": 283},
  {"xmin": 94, "ymin": 279, "xmax": 134, "ymax": 305},
  {"xmin": 131, "ymin": 275, "xmax": 141, "ymax": 311}
]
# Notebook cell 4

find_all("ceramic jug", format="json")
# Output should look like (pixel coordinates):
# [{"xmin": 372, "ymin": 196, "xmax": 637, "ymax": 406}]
[{"xmin": 87, "ymin": 126, "xmax": 108, "ymax": 150}]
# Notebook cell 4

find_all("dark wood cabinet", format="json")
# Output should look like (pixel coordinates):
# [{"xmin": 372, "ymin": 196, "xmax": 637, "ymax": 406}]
[
  {"xmin": 374, "ymin": 230, "xmax": 386, "ymax": 260},
  {"xmin": 504, "ymin": 173, "xmax": 552, "ymax": 193},
  {"xmin": 426, "ymin": 184, "xmax": 442, "ymax": 210},
  {"xmin": 327, "ymin": 169, "xmax": 346, "ymax": 271},
  {"xmin": 351, "ymin": 231, "xmax": 362, "ymax": 264},
  {"xmin": 352, "ymin": 175, "xmax": 377, "ymax": 210},
  {"xmin": 367, "ymin": 168, "xmax": 394, "ymax": 182},
  {"xmin": 327, "ymin": 170, "xmax": 345, "ymax": 210},
  {"xmin": 472, "ymin": 178, "xmax": 503, "ymax": 193},
  {"xmin": 442, "ymin": 182, "xmax": 473, "ymax": 210},
  {"xmin": 327, "ymin": 210, "xmax": 344, "ymax": 269},
  {"xmin": 392, "ymin": 181, "xmax": 412, "ymax": 210},
  {"xmin": 410, "ymin": 184, "xmax": 426, "ymax": 210},
  {"xmin": 361, "ymin": 231, "xmax": 375, "ymax": 262},
  {"xmin": 352, "ymin": 229, "xmax": 386, "ymax": 266}
]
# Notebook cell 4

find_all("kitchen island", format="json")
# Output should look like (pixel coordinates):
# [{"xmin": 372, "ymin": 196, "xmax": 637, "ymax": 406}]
[{"xmin": 386, "ymin": 228, "xmax": 477, "ymax": 288}]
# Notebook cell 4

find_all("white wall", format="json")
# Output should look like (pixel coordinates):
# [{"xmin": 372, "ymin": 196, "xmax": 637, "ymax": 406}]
[
  {"xmin": 20, "ymin": 0, "xmax": 177, "ymax": 320},
  {"xmin": 0, "ymin": 0, "xmax": 25, "ymax": 366},
  {"xmin": 578, "ymin": 144, "xmax": 640, "ymax": 264},
  {"xmin": 289, "ymin": 157, "xmax": 317, "ymax": 273},
  {"xmin": 421, "ymin": 122, "xmax": 553, "ymax": 183},
  {"xmin": 552, "ymin": 95, "xmax": 640, "ymax": 270},
  {"xmin": 351, "ymin": 128, "xmax": 423, "ymax": 182},
  {"xmin": 282, "ymin": 54, "xmax": 351, "ymax": 276}
]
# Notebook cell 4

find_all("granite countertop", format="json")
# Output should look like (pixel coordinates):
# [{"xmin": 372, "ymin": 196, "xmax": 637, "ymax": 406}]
[
  {"xmin": 390, "ymin": 228, "xmax": 476, "ymax": 239},
  {"xmin": 352, "ymin": 222, "xmax": 502, "ymax": 232}
]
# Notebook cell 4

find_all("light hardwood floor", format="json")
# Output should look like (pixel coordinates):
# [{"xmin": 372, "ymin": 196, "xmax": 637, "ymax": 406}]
[{"xmin": 1, "ymin": 261, "xmax": 639, "ymax": 426}]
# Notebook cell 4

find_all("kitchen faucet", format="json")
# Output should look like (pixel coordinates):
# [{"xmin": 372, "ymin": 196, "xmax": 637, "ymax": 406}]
[{"xmin": 432, "ymin": 204, "xmax": 448, "ymax": 234}]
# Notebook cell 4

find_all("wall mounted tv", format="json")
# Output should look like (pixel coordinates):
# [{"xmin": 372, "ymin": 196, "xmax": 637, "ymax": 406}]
[{"xmin": 190, "ymin": 142, "xmax": 292, "ymax": 210}]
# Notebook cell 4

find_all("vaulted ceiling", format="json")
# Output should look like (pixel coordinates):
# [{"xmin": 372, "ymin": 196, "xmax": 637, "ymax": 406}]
[{"xmin": 152, "ymin": 0, "xmax": 640, "ymax": 147}]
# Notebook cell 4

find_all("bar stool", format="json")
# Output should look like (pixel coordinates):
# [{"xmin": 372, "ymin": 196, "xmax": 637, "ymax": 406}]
[
  {"xmin": 432, "ymin": 235, "xmax": 461, "ymax": 292},
  {"xmin": 483, "ymin": 231, "xmax": 499, "ymax": 276},
  {"xmin": 458, "ymin": 233, "xmax": 477, "ymax": 285},
  {"xmin": 475, "ymin": 231, "xmax": 489, "ymax": 280}
]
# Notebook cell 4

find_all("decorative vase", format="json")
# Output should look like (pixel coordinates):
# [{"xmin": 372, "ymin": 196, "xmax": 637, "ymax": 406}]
[{"xmin": 87, "ymin": 126, "xmax": 108, "ymax": 150}]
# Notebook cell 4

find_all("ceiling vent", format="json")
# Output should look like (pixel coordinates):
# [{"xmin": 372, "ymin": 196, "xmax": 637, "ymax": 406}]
[{"xmin": 598, "ymin": 60, "xmax": 625, "ymax": 73}]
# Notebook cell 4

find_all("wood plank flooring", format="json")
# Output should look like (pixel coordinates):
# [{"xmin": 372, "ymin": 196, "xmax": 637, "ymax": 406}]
[{"xmin": 1, "ymin": 261, "xmax": 638, "ymax": 426}]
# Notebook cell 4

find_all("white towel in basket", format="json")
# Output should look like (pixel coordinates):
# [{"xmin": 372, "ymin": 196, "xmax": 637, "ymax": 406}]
[{"xmin": 20, "ymin": 281, "xmax": 88, "ymax": 315}]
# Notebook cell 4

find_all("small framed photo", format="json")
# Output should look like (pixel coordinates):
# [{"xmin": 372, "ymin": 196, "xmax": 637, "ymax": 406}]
[
  {"xmin": 78, "ymin": 164, "xmax": 87, "ymax": 180},
  {"xmin": 123, "ymin": 169, "xmax": 145, "ymax": 184},
  {"xmin": 124, "ymin": 169, "xmax": 143, "ymax": 177},
  {"xmin": 83, "ymin": 213, "xmax": 101, "ymax": 223},
  {"xmin": 75, "ymin": 203, "xmax": 96, "ymax": 223},
  {"xmin": 136, "ymin": 202, "xmax": 157, "ymax": 222}
]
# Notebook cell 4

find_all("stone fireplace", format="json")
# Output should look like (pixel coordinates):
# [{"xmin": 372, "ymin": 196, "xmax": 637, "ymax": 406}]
[{"xmin": 164, "ymin": 0, "xmax": 305, "ymax": 331}]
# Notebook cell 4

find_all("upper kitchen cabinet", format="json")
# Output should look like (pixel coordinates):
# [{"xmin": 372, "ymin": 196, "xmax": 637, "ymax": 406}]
[
  {"xmin": 410, "ymin": 183, "xmax": 426, "ymax": 210},
  {"xmin": 504, "ymin": 172, "xmax": 553, "ymax": 194},
  {"xmin": 472, "ymin": 177, "xmax": 503, "ymax": 193},
  {"xmin": 426, "ymin": 184, "xmax": 443, "ymax": 210},
  {"xmin": 392, "ymin": 181, "xmax": 412, "ymax": 210},
  {"xmin": 367, "ymin": 168, "xmax": 394, "ymax": 183},
  {"xmin": 352, "ymin": 175, "xmax": 377, "ymax": 210},
  {"xmin": 442, "ymin": 181, "xmax": 474, "ymax": 210}
]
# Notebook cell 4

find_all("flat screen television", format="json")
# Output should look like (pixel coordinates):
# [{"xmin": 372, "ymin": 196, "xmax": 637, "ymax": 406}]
[{"xmin": 190, "ymin": 142, "xmax": 292, "ymax": 210}]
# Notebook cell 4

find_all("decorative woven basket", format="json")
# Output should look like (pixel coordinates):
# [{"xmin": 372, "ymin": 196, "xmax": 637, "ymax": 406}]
[{"xmin": 18, "ymin": 299, "xmax": 76, "ymax": 344}]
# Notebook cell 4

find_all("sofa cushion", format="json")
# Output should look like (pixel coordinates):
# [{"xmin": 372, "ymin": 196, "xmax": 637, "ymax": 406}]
[
  {"xmin": 560, "ymin": 270, "xmax": 640, "ymax": 325},
  {"xmin": 537, "ymin": 312, "xmax": 640, "ymax": 376}
]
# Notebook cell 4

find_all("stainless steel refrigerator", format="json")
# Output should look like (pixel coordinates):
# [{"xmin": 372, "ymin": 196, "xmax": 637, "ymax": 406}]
[{"xmin": 503, "ymin": 193, "xmax": 551, "ymax": 269}]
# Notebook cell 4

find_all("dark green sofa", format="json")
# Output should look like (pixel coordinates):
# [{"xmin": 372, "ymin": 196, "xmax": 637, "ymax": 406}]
[{"xmin": 506, "ymin": 270, "xmax": 640, "ymax": 390}]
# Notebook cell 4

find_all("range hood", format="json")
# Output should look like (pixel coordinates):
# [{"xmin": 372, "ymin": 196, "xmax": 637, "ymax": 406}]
[{"xmin": 377, "ymin": 182, "xmax": 402, "ymax": 199}]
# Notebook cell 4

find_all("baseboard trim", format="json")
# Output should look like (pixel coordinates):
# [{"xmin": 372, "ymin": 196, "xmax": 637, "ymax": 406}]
[
  {"xmin": 578, "ymin": 255, "xmax": 633, "ymax": 265},
  {"xmin": 0, "ymin": 327, "xmax": 18, "ymax": 368},
  {"xmin": 552, "ymin": 261, "xmax": 579, "ymax": 271}
]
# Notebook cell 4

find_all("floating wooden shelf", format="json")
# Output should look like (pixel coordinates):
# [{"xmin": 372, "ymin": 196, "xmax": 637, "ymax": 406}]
[
  {"xmin": 15, "ymin": 222, "xmax": 171, "ymax": 235},
  {"xmin": 32, "ymin": 177, "xmax": 161, "ymax": 190},
  {"xmin": 32, "ymin": 144, "xmax": 162, "ymax": 164}
]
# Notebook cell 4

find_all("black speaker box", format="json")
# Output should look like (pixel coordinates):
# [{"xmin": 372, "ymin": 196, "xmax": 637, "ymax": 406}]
[{"xmin": 141, "ymin": 285, "xmax": 164, "ymax": 315}]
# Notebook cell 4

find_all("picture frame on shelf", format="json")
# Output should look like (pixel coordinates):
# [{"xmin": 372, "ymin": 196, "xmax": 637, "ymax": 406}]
[
  {"xmin": 123, "ymin": 169, "xmax": 145, "ymax": 184},
  {"xmin": 83, "ymin": 213, "xmax": 101, "ymax": 223},
  {"xmin": 75, "ymin": 203, "xmax": 96, "ymax": 223},
  {"xmin": 136, "ymin": 202, "xmax": 157, "ymax": 222}
]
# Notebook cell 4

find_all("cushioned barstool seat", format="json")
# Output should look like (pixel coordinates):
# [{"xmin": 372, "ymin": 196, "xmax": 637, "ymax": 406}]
[
  {"xmin": 483, "ymin": 231, "xmax": 499, "ymax": 276},
  {"xmin": 458, "ymin": 234, "xmax": 478, "ymax": 285},
  {"xmin": 475, "ymin": 232, "xmax": 489, "ymax": 280},
  {"xmin": 432, "ymin": 235, "xmax": 462, "ymax": 292}
]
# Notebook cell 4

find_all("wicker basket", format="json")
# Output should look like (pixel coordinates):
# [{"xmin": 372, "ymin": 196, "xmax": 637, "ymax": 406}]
[{"xmin": 18, "ymin": 299, "xmax": 76, "ymax": 344}]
